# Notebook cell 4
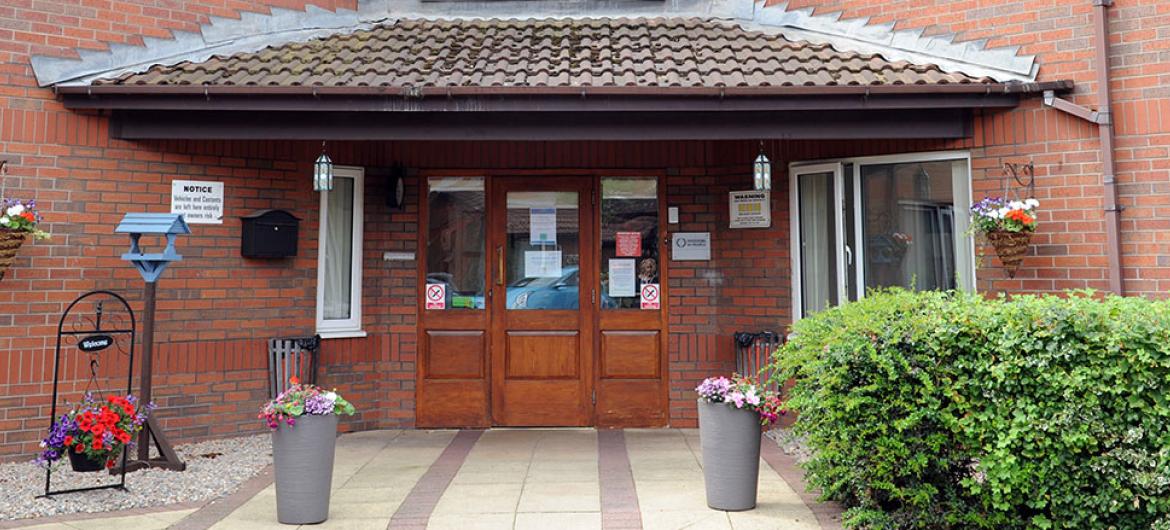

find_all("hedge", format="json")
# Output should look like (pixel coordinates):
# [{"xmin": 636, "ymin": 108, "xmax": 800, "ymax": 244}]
[{"xmin": 773, "ymin": 289, "xmax": 1170, "ymax": 530}]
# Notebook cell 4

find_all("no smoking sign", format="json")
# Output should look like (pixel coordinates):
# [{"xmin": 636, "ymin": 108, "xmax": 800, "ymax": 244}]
[
  {"xmin": 640, "ymin": 283, "xmax": 660, "ymax": 310},
  {"xmin": 425, "ymin": 283, "xmax": 446, "ymax": 310}
]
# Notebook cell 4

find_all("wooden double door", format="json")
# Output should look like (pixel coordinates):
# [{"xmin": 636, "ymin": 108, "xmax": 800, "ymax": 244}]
[{"xmin": 417, "ymin": 174, "xmax": 667, "ymax": 428}]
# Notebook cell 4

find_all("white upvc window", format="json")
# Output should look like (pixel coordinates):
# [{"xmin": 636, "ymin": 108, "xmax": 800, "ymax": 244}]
[
  {"xmin": 791, "ymin": 151, "xmax": 975, "ymax": 320},
  {"xmin": 316, "ymin": 166, "xmax": 365, "ymax": 338}
]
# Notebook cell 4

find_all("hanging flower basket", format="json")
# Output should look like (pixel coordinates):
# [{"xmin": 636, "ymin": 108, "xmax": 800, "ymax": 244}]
[
  {"xmin": 67, "ymin": 446, "xmax": 105, "ymax": 473},
  {"xmin": 0, "ymin": 228, "xmax": 26, "ymax": 281},
  {"xmin": 985, "ymin": 229, "xmax": 1032, "ymax": 278},
  {"xmin": 970, "ymin": 197, "xmax": 1039, "ymax": 279}
]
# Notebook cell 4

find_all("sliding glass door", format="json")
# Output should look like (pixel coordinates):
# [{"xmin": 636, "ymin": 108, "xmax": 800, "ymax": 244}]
[{"xmin": 792, "ymin": 153, "xmax": 974, "ymax": 320}]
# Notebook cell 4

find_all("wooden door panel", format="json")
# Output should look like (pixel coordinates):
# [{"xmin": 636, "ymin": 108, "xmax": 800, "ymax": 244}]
[
  {"xmin": 597, "ymin": 379, "xmax": 665, "ymax": 427},
  {"xmin": 505, "ymin": 331, "xmax": 579, "ymax": 379},
  {"xmin": 491, "ymin": 177, "xmax": 594, "ymax": 427},
  {"xmin": 600, "ymin": 330, "xmax": 659, "ymax": 379},
  {"xmin": 425, "ymin": 330, "xmax": 485, "ymax": 379},
  {"xmin": 499, "ymin": 380, "xmax": 590, "ymax": 426}
]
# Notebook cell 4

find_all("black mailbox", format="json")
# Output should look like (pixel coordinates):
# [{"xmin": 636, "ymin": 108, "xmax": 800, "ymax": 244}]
[{"xmin": 241, "ymin": 209, "xmax": 300, "ymax": 258}]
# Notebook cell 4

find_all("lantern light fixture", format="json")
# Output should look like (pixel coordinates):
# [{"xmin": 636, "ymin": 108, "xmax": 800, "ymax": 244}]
[
  {"xmin": 313, "ymin": 141, "xmax": 334, "ymax": 192},
  {"xmin": 753, "ymin": 143, "xmax": 772, "ymax": 191}
]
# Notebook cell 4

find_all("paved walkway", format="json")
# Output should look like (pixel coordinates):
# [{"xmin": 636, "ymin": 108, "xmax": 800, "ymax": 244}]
[{"xmin": 15, "ymin": 429, "xmax": 839, "ymax": 530}]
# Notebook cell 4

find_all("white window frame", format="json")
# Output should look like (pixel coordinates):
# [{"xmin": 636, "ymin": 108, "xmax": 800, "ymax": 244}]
[
  {"xmin": 789, "ymin": 163, "xmax": 847, "ymax": 321},
  {"xmin": 315, "ymin": 165, "xmax": 366, "ymax": 338},
  {"xmin": 790, "ymin": 151, "xmax": 976, "ymax": 321}
]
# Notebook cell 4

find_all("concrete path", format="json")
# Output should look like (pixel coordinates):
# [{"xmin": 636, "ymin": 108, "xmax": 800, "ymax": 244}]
[{"xmin": 12, "ymin": 429, "xmax": 839, "ymax": 530}]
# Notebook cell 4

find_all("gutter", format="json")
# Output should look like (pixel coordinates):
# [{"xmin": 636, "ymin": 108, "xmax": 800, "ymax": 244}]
[
  {"xmin": 1041, "ymin": 1, "xmax": 1123, "ymax": 295},
  {"xmin": 54, "ymin": 81, "xmax": 1075, "ymax": 98}
]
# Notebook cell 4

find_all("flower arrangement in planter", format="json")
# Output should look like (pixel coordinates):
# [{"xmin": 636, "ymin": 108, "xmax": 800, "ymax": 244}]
[
  {"xmin": 35, "ymin": 393, "xmax": 152, "ymax": 472},
  {"xmin": 0, "ymin": 197, "xmax": 50, "ymax": 281},
  {"xmin": 970, "ymin": 197, "xmax": 1039, "ymax": 278},
  {"xmin": 695, "ymin": 375, "xmax": 785, "ymax": 511},
  {"xmin": 259, "ymin": 377, "xmax": 356, "ymax": 525}
]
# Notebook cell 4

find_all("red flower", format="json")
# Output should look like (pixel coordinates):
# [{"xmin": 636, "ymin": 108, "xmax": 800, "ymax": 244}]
[
  {"xmin": 91, "ymin": 438, "xmax": 103, "ymax": 450},
  {"xmin": 19, "ymin": 212, "xmax": 34, "ymax": 222},
  {"xmin": 64, "ymin": 435, "xmax": 72, "ymax": 445},
  {"xmin": 289, "ymin": 376, "xmax": 300, "ymax": 385},
  {"xmin": 106, "ymin": 459, "xmax": 116, "ymax": 469},
  {"xmin": 116, "ymin": 431, "xmax": 131, "ymax": 444},
  {"xmin": 74, "ymin": 443, "xmax": 85, "ymax": 453}
]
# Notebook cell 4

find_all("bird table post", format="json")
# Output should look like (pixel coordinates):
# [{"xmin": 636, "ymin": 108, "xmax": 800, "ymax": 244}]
[{"xmin": 115, "ymin": 213, "xmax": 189, "ymax": 472}]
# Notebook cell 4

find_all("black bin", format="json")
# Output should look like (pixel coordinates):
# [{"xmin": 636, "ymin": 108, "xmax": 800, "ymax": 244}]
[{"xmin": 241, "ymin": 209, "xmax": 300, "ymax": 258}]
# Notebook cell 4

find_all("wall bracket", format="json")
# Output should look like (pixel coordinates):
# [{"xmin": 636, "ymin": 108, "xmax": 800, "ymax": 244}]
[{"xmin": 1042, "ymin": 90, "xmax": 1110, "ymax": 125}]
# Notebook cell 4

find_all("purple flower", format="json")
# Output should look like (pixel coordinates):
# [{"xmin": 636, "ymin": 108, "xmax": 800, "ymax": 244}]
[{"xmin": 304, "ymin": 393, "xmax": 336, "ymax": 415}]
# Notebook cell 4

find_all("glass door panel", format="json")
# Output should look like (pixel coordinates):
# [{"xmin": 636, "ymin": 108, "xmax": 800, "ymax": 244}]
[
  {"xmin": 504, "ymin": 191, "xmax": 580, "ymax": 310},
  {"xmin": 792, "ymin": 164, "xmax": 846, "ymax": 319}
]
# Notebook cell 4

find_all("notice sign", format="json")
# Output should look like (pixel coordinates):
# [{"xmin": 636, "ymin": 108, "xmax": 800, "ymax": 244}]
[
  {"xmin": 425, "ymin": 283, "xmax": 446, "ymax": 310},
  {"xmin": 615, "ymin": 232, "xmax": 642, "ymax": 257},
  {"xmin": 171, "ymin": 180, "xmax": 224, "ymax": 224},
  {"xmin": 608, "ymin": 259, "xmax": 636, "ymax": 297},
  {"xmin": 530, "ymin": 208, "xmax": 557, "ymax": 245},
  {"xmin": 729, "ymin": 190, "xmax": 770, "ymax": 228},
  {"xmin": 640, "ymin": 283, "xmax": 660, "ymax": 310},
  {"xmin": 524, "ymin": 250, "xmax": 562, "ymax": 278},
  {"xmin": 671, "ymin": 232, "xmax": 711, "ymax": 261}
]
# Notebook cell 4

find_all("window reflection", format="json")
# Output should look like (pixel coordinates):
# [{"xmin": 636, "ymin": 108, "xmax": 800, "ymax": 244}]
[
  {"xmin": 506, "ymin": 191, "xmax": 580, "ymax": 310},
  {"xmin": 427, "ymin": 177, "xmax": 486, "ymax": 309},
  {"xmin": 600, "ymin": 178, "xmax": 659, "ymax": 310}
]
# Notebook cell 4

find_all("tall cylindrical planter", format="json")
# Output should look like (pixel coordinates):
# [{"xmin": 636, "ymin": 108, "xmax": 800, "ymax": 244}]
[
  {"xmin": 272, "ymin": 413, "xmax": 338, "ymax": 525},
  {"xmin": 698, "ymin": 399, "xmax": 762, "ymax": 511}
]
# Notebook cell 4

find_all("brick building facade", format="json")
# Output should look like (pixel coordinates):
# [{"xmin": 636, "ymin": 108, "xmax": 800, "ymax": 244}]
[{"xmin": 0, "ymin": 0, "xmax": 1167, "ymax": 461}]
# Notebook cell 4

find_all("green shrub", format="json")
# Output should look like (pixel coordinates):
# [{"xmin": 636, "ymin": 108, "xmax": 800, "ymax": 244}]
[{"xmin": 774, "ymin": 289, "xmax": 1170, "ymax": 529}]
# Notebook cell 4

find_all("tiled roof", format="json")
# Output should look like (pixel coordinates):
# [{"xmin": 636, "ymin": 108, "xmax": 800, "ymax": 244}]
[{"xmin": 98, "ymin": 18, "xmax": 993, "ymax": 88}]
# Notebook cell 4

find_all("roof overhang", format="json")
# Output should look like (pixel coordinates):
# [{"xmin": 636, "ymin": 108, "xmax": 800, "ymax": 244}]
[{"xmin": 79, "ymin": 81, "xmax": 1072, "ymax": 141}]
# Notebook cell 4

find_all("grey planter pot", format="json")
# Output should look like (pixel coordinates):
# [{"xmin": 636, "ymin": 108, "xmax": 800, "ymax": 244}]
[
  {"xmin": 272, "ymin": 413, "xmax": 339, "ymax": 525},
  {"xmin": 698, "ymin": 399, "xmax": 762, "ymax": 511}
]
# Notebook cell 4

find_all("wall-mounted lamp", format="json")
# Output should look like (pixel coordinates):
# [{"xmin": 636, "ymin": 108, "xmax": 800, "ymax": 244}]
[
  {"xmin": 313, "ymin": 141, "xmax": 334, "ymax": 192},
  {"xmin": 753, "ymin": 144, "xmax": 772, "ymax": 191}
]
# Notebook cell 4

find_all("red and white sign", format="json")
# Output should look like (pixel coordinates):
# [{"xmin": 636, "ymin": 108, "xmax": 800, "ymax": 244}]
[
  {"xmin": 615, "ymin": 232, "xmax": 642, "ymax": 257},
  {"xmin": 425, "ymin": 283, "xmax": 446, "ymax": 310},
  {"xmin": 640, "ymin": 283, "xmax": 660, "ymax": 310}
]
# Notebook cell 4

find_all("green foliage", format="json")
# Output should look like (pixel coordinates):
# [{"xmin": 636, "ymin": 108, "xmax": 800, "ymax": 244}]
[{"xmin": 774, "ymin": 289, "xmax": 1170, "ymax": 529}]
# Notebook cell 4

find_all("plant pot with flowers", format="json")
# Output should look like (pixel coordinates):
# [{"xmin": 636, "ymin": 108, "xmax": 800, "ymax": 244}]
[
  {"xmin": 260, "ymin": 377, "xmax": 356, "ymax": 525},
  {"xmin": 696, "ymin": 375, "xmax": 785, "ymax": 511},
  {"xmin": 35, "ymin": 393, "xmax": 152, "ymax": 472},
  {"xmin": 0, "ymin": 198, "xmax": 50, "ymax": 281},
  {"xmin": 970, "ymin": 197, "xmax": 1040, "ymax": 278}
]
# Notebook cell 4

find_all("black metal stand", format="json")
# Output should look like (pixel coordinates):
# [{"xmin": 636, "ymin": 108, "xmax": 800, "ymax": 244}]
[
  {"xmin": 125, "ymin": 281, "xmax": 186, "ymax": 472},
  {"xmin": 41, "ymin": 291, "xmax": 135, "ymax": 497}
]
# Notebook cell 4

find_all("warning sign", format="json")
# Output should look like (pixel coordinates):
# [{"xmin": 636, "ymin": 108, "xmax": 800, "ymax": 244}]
[
  {"xmin": 640, "ymin": 283, "xmax": 660, "ymax": 310},
  {"xmin": 615, "ymin": 232, "xmax": 642, "ymax": 257},
  {"xmin": 425, "ymin": 283, "xmax": 446, "ymax": 310}
]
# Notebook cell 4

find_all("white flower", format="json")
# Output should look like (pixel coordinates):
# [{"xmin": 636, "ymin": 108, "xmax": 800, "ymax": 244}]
[
  {"xmin": 5, "ymin": 204, "xmax": 24, "ymax": 216},
  {"xmin": 0, "ymin": 216, "xmax": 9, "ymax": 226},
  {"xmin": 1008, "ymin": 200, "xmax": 1024, "ymax": 210},
  {"xmin": 997, "ymin": 207, "xmax": 1010, "ymax": 217},
  {"xmin": 1025, "ymin": 198, "xmax": 1040, "ymax": 209}
]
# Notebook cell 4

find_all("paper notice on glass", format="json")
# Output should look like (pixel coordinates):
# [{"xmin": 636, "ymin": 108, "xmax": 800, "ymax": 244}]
[
  {"xmin": 530, "ymin": 208, "xmax": 557, "ymax": 245},
  {"xmin": 615, "ymin": 232, "xmax": 641, "ymax": 257},
  {"xmin": 608, "ymin": 259, "xmax": 636, "ymax": 297},
  {"xmin": 524, "ymin": 250, "xmax": 562, "ymax": 278}
]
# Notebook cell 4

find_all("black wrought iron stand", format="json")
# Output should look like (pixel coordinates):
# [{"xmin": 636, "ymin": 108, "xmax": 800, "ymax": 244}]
[{"xmin": 41, "ymin": 290, "xmax": 135, "ymax": 497}]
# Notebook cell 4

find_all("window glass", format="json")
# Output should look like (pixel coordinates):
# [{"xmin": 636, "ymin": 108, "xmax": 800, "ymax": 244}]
[
  {"xmin": 505, "ymin": 191, "xmax": 580, "ymax": 310},
  {"xmin": 798, "ymin": 171, "xmax": 837, "ymax": 316},
  {"xmin": 322, "ymin": 176, "xmax": 355, "ymax": 320},
  {"xmin": 860, "ymin": 160, "xmax": 965, "ymax": 292},
  {"xmin": 600, "ymin": 178, "xmax": 658, "ymax": 310},
  {"xmin": 427, "ymin": 177, "xmax": 486, "ymax": 309}
]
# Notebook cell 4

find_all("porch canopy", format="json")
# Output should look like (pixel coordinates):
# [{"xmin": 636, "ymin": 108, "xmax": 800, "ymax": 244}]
[{"xmin": 38, "ymin": 0, "xmax": 1073, "ymax": 141}]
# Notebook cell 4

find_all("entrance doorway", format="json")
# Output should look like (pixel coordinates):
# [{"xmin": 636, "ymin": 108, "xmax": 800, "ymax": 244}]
[
  {"xmin": 490, "ymin": 178, "xmax": 594, "ymax": 425},
  {"xmin": 417, "ymin": 173, "xmax": 666, "ymax": 428}
]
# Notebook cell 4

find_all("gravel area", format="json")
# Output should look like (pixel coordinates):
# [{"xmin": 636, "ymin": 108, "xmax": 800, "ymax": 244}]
[
  {"xmin": 768, "ymin": 427, "xmax": 813, "ymax": 464},
  {"xmin": 0, "ymin": 434, "xmax": 271, "ymax": 521}
]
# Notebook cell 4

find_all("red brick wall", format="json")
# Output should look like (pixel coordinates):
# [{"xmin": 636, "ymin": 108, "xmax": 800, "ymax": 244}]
[{"xmin": 2, "ymin": 0, "xmax": 1169, "ymax": 458}]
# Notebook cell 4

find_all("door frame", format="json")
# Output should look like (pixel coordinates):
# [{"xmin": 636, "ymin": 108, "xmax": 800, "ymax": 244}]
[
  {"xmin": 416, "ymin": 169, "xmax": 669, "ymax": 428},
  {"xmin": 788, "ymin": 162, "xmax": 847, "ymax": 321}
]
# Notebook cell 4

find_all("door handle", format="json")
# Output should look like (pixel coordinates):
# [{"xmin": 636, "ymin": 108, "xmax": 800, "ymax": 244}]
[{"xmin": 496, "ymin": 245, "xmax": 504, "ymax": 286}]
